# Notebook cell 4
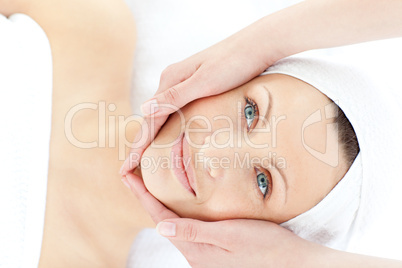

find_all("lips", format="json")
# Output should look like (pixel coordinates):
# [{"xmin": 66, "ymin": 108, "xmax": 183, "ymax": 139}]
[
  {"xmin": 182, "ymin": 134, "xmax": 197, "ymax": 195},
  {"xmin": 171, "ymin": 133, "xmax": 196, "ymax": 196}
]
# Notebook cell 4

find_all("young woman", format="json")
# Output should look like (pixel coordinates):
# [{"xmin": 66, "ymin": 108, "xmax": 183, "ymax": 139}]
[{"xmin": 1, "ymin": 1, "xmax": 401, "ymax": 268}]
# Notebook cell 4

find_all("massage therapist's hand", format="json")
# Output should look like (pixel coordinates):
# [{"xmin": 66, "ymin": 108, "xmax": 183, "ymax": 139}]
[
  {"xmin": 123, "ymin": 173, "xmax": 319, "ymax": 268},
  {"xmin": 123, "ymin": 173, "xmax": 402, "ymax": 268},
  {"xmin": 120, "ymin": 0, "xmax": 402, "ymax": 176},
  {"xmin": 119, "ymin": 18, "xmax": 283, "ymax": 175}
]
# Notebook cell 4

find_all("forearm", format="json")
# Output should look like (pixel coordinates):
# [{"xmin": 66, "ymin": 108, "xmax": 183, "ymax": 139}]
[
  {"xmin": 307, "ymin": 242, "xmax": 402, "ymax": 268},
  {"xmin": 258, "ymin": 0, "xmax": 402, "ymax": 62}
]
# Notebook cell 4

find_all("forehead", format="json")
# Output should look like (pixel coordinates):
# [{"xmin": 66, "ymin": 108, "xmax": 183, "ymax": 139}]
[
  {"xmin": 249, "ymin": 74, "xmax": 330, "ymax": 104},
  {"xmin": 243, "ymin": 74, "xmax": 341, "ymax": 166}
]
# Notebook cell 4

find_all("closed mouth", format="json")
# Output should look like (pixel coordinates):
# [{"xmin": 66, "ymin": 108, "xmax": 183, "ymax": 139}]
[{"xmin": 171, "ymin": 132, "xmax": 196, "ymax": 196}]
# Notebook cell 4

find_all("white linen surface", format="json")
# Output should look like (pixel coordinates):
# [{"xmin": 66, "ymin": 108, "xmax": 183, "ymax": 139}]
[
  {"xmin": 124, "ymin": 0, "xmax": 402, "ymax": 266},
  {"xmin": 127, "ymin": 228, "xmax": 191, "ymax": 268},
  {"xmin": 0, "ymin": 14, "xmax": 53, "ymax": 268}
]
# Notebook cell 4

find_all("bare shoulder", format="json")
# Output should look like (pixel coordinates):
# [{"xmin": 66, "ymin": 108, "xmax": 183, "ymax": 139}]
[
  {"xmin": 0, "ymin": 0, "xmax": 135, "ymax": 40},
  {"xmin": 0, "ymin": 0, "xmax": 136, "ymax": 74},
  {"xmin": 0, "ymin": 0, "xmax": 137, "ymax": 161},
  {"xmin": 0, "ymin": 0, "xmax": 137, "ymax": 134}
]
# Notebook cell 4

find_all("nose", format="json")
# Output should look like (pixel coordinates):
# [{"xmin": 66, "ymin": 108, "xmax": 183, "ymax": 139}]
[
  {"xmin": 206, "ymin": 158, "xmax": 224, "ymax": 180},
  {"xmin": 186, "ymin": 119, "xmax": 249, "ymax": 181},
  {"xmin": 193, "ymin": 134, "xmax": 228, "ymax": 181},
  {"xmin": 201, "ymin": 134, "xmax": 241, "ymax": 181}
]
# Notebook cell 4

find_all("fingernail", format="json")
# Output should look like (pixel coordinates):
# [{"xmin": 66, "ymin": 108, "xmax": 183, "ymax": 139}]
[
  {"xmin": 126, "ymin": 175, "xmax": 139, "ymax": 197},
  {"xmin": 157, "ymin": 221, "xmax": 176, "ymax": 237},
  {"xmin": 141, "ymin": 99, "xmax": 159, "ymax": 116},
  {"xmin": 121, "ymin": 177, "xmax": 131, "ymax": 189}
]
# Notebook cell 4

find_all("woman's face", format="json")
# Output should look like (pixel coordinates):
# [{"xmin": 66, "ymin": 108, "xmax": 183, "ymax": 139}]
[{"xmin": 140, "ymin": 74, "xmax": 349, "ymax": 223}]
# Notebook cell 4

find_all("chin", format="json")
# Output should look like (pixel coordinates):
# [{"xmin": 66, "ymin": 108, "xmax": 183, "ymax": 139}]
[
  {"xmin": 141, "ymin": 158, "xmax": 223, "ymax": 221},
  {"xmin": 141, "ymin": 146, "xmax": 170, "ymax": 200},
  {"xmin": 141, "ymin": 145, "xmax": 187, "ymax": 204},
  {"xmin": 141, "ymin": 145, "xmax": 205, "ymax": 220}
]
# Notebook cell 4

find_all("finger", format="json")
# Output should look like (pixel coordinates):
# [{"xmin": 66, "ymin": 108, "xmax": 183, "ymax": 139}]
[
  {"xmin": 156, "ymin": 218, "xmax": 232, "ymax": 250},
  {"xmin": 139, "ymin": 59, "xmax": 200, "ymax": 117},
  {"xmin": 157, "ymin": 60, "xmax": 201, "ymax": 95},
  {"xmin": 126, "ymin": 173, "xmax": 232, "ymax": 257},
  {"xmin": 140, "ymin": 73, "xmax": 209, "ymax": 117},
  {"xmin": 120, "ymin": 113, "xmax": 169, "ymax": 175},
  {"xmin": 125, "ymin": 173, "xmax": 179, "ymax": 223}
]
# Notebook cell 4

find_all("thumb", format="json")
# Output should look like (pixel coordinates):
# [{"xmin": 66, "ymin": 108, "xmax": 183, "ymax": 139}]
[
  {"xmin": 140, "ymin": 75, "xmax": 206, "ymax": 117},
  {"xmin": 156, "ymin": 219, "xmax": 231, "ymax": 249}
]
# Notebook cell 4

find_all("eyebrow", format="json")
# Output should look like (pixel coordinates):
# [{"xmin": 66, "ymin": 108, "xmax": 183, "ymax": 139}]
[
  {"xmin": 261, "ymin": 85, "xmax": 272, "ymax": 129},
  {"xmin": 277, "ymin": 166, "xmax": 288, "ymax": 204},
  {"xmin": 260, "ymin": 85, "xmax": 288, "ymax": 203}
]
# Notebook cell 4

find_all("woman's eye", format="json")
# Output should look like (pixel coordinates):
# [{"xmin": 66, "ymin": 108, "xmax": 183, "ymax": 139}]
[
  {"xmin": 244, "ymin": 97, "xmax": 258, "ymax": 131},
  {"xmin": 256, "ymin": 170, "xmax": 269, "ymax": 198}
]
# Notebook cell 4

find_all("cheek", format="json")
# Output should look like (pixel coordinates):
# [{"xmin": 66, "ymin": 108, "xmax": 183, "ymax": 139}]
[
  {"xmin": 195, "ymin": 186, "xmax": 262, "ymax": 221},
  {"xmin": 140, "ymin": 146, "xmax": 173, "ymax": 202},
  {"xmin": 182, "ymin": 96, "xmax": 229, "ymax": 117},
  {"xmin": 141, "ymin": 89, "xmax": 247, "ymax": 220},
  {"xmin": 141, "ymin": 149, "xmax": 194, "ymax": 214}
]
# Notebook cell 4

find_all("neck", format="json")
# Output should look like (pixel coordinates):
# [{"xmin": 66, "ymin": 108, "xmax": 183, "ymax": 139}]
[{"xmin": 40, "ymin": 99, "xmax": 154, "ymax": 267}]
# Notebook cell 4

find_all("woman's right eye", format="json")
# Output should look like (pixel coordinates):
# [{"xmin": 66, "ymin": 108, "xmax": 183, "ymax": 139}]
[{"xmin": 244, "ymin": 97, "xmax": 259, "ymax": 132}]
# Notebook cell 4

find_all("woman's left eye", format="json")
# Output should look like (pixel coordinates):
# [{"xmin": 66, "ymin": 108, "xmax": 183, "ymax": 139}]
[
  {"xmin": 244, "ymin": 97, "xmax": 258, "ymax": 131},
  {"xmin": 255, "ymin": 168, "xmax": 269, "ymax": 198}
]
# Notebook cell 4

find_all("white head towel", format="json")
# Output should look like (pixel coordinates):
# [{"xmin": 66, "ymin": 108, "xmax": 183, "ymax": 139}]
[
  {"xmin": 279, "ymin": 153, "xmax": 362, "ymax": 250},
  {"xmin": 262, "ymin": 55, "xmax": 402, "ymax": 259}
]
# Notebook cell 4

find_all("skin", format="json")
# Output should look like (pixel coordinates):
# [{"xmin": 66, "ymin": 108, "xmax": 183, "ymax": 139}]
[
  {"xmin": 3, "ymin": 0, "xmax": 400, "ymax": 267},
  {"xmin": 140, "ymin": 73, "xmax": 349, "ymax": 224},
  {"xmin": 1, "ymin": 0, "xmax": 154, "ymax": 267}
]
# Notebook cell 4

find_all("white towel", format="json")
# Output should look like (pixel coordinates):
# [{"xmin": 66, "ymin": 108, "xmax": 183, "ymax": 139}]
[
  {"xmin": 279, "ymin": 153, "xmax": 362, "ymax": 251},
  {"xmin": 126, "ymin": 229, "xmax": 191, "ymax": 268},
  {"xmin": 263, "ymin": 55, "xmax": 402, "ymax": 260},
  {"xmin": 0, "ymin": 13, "xmax": 53, "ymax": 268}
]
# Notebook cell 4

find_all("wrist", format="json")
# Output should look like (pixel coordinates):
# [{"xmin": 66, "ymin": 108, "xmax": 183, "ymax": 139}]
[
  {"xmin": 301, "ymin": 242, "xmax": 402, "ymax": 268},
  {"xmin": 250, "ymin": 16, "xmax": 289, "ymax": 67},
  {"xmin": 292, "ymin": 240, "xmax": 331, "ymax": 268},
  {"xmin": 288, "ymin": 239, "xmax": 346, "ymax": 268},
  {"xmin": 256, "ymin": 5, "xmax": 304, "ymax": 66}
]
